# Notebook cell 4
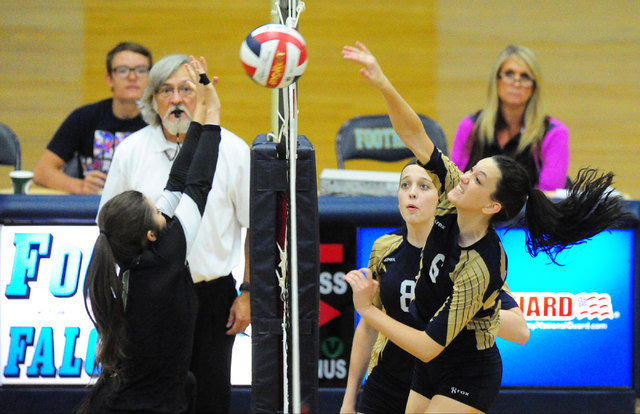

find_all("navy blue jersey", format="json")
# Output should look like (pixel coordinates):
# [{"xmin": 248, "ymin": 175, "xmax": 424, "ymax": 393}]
[
  {"xmin": 362, "ymin": 225, "xmax": 517, "ymax": 413},
  {"xmin": 111, "ymin": 216, "xmax": 197, "ymax": 412},
  {"xmin": 366, "ymin": 227, "xmax": 421, "ymax": 389},
  {"xmin": 410, "ymin": 150, "xmax": 506, "ymax": 353}
]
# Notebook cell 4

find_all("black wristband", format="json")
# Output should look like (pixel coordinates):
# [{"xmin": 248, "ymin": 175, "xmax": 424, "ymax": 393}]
[
  {"xmin": 199, "ymin": 73, "xmax": 210, "ymax": 85},
  {"xmin": 239, "ymin": 282, "xmax": 250, "ymax": 292}
]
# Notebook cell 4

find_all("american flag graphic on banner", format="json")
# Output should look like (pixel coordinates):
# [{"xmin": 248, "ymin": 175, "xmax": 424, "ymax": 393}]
[{"xmin": 575, "ymin": 292, "xmax": 613, "ymax": 320}]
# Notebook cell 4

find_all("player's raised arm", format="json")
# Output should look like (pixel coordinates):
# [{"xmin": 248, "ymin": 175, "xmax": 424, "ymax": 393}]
[{"xmin": 342, "ymin": 41, "xmax": 434, "ymax": 163}]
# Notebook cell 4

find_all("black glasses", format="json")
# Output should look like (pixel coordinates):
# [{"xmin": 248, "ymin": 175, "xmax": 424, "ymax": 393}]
[
  {"xmin": 112, "ymin": 65, "xmax": 150, "ymax": 78},
  {"xmin": 498, "ymin": 70, "xmax": 535, "ymax": 87}
]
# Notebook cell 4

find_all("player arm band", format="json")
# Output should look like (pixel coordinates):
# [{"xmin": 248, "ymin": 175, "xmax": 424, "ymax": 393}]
[{"xmin": 199, "ymin": 73, "xmax": 210, "ymax": 85}]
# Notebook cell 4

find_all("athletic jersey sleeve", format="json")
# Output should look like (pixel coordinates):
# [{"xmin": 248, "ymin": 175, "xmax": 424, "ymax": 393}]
[
  {"xmin": 182, "ymin": 124, "xmax": 221, "ymax": 213},
  {"xmin": 425, "ymin": 249, "xmax": 498, "ymax": 348},
  {"xmin": 156, "ymin": 122, "xmax": 203, "ymax": 217},
  {"xmin": 418, "ymin": 149, "xmax": 460, "ymax": 215},
  {"xmin": 164, "ymin": 122, "xmax": 202, "ymax": 195},
  {"xmin": 174, "ymin": 124, "xmax": 221, "ymax": 253},
  {"xmin": 498, "ymin": 287, "xmax": 518, "ymax": 310}
]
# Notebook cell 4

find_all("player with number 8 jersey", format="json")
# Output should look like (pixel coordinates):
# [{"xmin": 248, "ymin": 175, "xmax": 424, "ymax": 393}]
[
  {"xmin": 353, "ymin": 226, "xmax": 422, "ymax": 413},
  {"xmin": 341, "ymin": 160, "xmax": 528, "ymax": 414}
]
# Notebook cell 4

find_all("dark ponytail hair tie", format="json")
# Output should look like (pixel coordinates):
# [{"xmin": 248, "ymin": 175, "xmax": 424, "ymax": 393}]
[
  {"xmin": 100, "ymin": 229, "xmax": 109, "ymax": 238},
  {"xmin": 199, "ymin": 73, "xmax": 210, "ymax": 85}
]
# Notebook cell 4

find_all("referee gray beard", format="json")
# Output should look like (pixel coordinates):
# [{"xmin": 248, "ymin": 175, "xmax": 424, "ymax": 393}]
[{"xmin": 162, "ymin": 105, "xmax": 193, "ymax": 136}]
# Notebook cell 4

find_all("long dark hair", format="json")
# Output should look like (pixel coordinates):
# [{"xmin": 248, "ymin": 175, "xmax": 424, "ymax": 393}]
[
  {"xmin": 78, "ymin": 191, "xmax": 160, "ymax": 413},
  {"xmin": 490, "ymin": 155, "xmax": 634, "ymax": 262}
]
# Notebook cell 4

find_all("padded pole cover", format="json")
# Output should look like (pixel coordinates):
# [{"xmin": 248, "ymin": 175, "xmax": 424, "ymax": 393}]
[{"xmin": 250, "ymin": 134, "xmax": 320, "ymax": 413}]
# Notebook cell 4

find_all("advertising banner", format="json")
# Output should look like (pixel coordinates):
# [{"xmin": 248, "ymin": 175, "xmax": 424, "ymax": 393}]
[
  {"xmin": 0, "ymin": 225, "xmax": 250, "ymax": 386},
  {"xmin": 356, "ymin": 227, "xmax": 635, "ymax": 388}
]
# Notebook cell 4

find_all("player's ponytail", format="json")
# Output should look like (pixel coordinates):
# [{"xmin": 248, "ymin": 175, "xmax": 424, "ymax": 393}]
[
  {"xmin": 523, "ymin": 168, "xmax": 634, "ymax": 262},
  {"xmin": 83, "ymin": 230, "xmax": 127, "ymax": 375},
  {"xmin": 490, "ymin": 156, "xmax": 634, "ymax": 263},
  {"xmin": 80, "ymin": 191, "xmax": 161, "ymax": 412},
  {"xmin": 81, "ymin": 230, "xmax": 127, "ymax": 414}
]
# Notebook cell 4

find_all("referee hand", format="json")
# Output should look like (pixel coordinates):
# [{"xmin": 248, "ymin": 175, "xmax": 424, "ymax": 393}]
[{"xmin": 226, "ymin": 294, "xmax": 250, "ymax": 335}]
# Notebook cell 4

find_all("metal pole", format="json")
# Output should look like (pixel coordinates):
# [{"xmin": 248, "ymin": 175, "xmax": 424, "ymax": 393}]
[{"xmin": 288, "ymin": 81, "xmax": 301, "ymax": 414}]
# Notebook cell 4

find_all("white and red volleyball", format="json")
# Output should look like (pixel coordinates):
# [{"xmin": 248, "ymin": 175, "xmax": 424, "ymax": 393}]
[{"xmin": 240, "ymin": 23, "xmax": 307, "ymax": 89}]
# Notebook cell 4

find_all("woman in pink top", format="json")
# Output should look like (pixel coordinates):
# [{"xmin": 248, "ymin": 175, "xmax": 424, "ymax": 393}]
[{"xmin": 450, "ymin": 45, "xmax": 569, "ymax": 194}]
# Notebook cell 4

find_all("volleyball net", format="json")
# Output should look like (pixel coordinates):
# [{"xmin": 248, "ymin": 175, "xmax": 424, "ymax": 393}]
[{"xmin": 249, "ymin": 1, "xmax": 319, "ymax": 413}]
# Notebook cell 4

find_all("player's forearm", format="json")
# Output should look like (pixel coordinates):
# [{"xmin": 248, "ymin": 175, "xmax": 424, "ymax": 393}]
[
  {"xmin": 359, "ymin": 305, "xmax": 442, "ymax": 363},
  {"xmin": 378, "ymin": 79, "xmax": 433, "ymax": 163},
  {"xmin": 342, "ymin": 321, "xmax": 377, "ymax": 410},
  {"xmin": 498, "ymin": 308, "xmax": 530, "ymax": 345},
  {"xmin": 34, "ymin": 167, "xmax": 83, "ymax": 194}
]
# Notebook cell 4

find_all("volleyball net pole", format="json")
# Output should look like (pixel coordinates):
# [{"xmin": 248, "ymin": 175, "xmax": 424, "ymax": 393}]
[{"xmin": 271, "ymin": 1, "xmax": 305, "ymax": 413}]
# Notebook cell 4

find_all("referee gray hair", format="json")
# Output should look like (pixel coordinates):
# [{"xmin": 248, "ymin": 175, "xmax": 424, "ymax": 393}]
[{"xmin": 138, "ymin": 54, "xmax": 189, "ymax": 126}]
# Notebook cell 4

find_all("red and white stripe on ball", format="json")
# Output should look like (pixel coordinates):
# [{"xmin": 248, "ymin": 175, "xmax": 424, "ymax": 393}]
[{"xmin": 240, "ymin": 24, "xmax": 308, "ymax": 89}]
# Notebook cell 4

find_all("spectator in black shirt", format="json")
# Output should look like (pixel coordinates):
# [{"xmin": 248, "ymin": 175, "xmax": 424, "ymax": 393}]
[{"xmin": 34, "ymin": 42, "xmax": 152, "ymax": 194}]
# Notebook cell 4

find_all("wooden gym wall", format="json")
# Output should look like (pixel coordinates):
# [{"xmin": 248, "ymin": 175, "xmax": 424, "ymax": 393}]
[{"xmin": 1, "ymin": 1, "xmax": 638, "ymax": 198}]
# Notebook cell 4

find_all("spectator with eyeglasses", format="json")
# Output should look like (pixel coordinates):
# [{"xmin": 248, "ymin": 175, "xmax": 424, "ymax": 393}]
[
  {"xmin": 450, "ymin": 45, "xmax": 570, "ymax": 196},
  {"xmin": 100, "ymin": 54, "xmax": 251, "ymax": 414},
  {"xmin": 34, "ymin": 42, "xmax": 152, "ymax": 194}
]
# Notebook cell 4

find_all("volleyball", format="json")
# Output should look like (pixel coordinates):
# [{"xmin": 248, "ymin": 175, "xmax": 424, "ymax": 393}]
[{"xmin": 240, "ymin": 23, "xmax": 307, "ymax": 89}]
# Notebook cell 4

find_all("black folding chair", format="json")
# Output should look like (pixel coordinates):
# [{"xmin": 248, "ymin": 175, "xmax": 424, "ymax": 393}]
[
  {"xmin": 0, "ymin": 123, "xmax": 21, "ymax": 170},
  {"xmin": 335, "ymin": 114, "xmax": 447, "ymax": 168}
]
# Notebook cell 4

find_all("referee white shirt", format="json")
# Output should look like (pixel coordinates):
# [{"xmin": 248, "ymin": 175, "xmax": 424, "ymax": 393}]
[{"xmin": 99, "ymin": 124, "xmax": 251, "ymax": 283}]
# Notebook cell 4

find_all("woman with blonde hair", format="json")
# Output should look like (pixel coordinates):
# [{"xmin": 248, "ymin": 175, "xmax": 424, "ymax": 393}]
[{"xmin": 450, "ymin": 45, "xmax": 569, "ymax": 193}]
